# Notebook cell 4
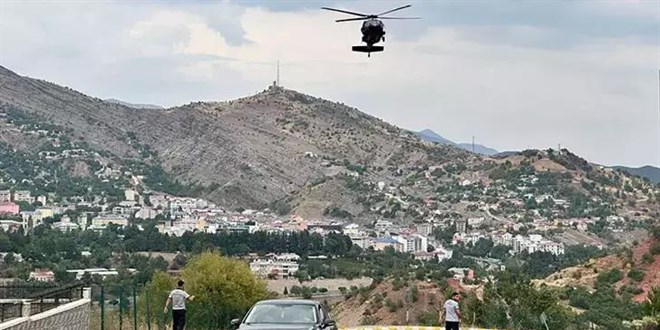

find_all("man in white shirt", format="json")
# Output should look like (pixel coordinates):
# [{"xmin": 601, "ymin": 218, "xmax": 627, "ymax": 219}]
[
  {"xmin": 440, "ymin": 292, "xmax": 461, "ymax": 330},
  {"xmin": 164, "ymin": 280, "xmax": 195, "ymax": 330}
]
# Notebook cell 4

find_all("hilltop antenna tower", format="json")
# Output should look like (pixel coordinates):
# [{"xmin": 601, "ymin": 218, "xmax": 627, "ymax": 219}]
[
  {"xmin": 277, "ymin": 60, "xmax": 280, "ymax": 87},
  {"xmin": 472, "ymin": 136, "xmax": 475, "ymax": 153}
]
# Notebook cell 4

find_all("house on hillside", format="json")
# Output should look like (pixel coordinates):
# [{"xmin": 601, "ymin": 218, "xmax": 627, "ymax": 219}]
[{"xmin": 29, "ymin": 269, "xmax": 55, "ymax": 282}]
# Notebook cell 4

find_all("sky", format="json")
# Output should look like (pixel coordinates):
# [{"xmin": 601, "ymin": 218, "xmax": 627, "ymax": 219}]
[{"xmin": 0, "ymin": 0, "xmax": 659, "ymax": 167}]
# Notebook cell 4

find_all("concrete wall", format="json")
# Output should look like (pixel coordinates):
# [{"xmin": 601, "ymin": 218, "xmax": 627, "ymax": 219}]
[{"xmin": 0, "ymin": 288, "xmax": 91, "ymax": 330}]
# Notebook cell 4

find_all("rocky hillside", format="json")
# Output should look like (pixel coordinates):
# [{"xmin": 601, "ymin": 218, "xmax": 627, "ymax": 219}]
[{"xmin": 0, "ymin": 65, "xmax": 657, "ymax": 224}]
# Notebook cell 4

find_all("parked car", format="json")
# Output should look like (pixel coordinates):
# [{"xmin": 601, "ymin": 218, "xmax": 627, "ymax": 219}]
[{"xmin": 230, "ymin": 299, "xmax": 338, "ymax": 330}]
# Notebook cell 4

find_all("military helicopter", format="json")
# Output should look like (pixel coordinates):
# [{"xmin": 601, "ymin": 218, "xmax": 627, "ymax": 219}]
[{"xmin": 321, "ymin": 4, "xmax": 419, "ymax": 57}]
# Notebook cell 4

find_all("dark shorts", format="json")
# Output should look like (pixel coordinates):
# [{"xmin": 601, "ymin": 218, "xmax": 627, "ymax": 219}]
[
  {"xmin": 445, "ymin": 321, "xmax": 460, "ymax": 330},
  {"xmin": 173, "ymin": 309, "xmax": 186, "ymax": 330}
]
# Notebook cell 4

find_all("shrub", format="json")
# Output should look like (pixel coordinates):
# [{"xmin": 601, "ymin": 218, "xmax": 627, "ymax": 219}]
[{"xmin": 628, "ymin": 269, "xmax": 646, "ymax": 282}]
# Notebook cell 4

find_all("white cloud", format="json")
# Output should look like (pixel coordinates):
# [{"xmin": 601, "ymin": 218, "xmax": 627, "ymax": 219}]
[{"xmin": 0, "ymin": 1, "xmax": 657, "ymax": 167}]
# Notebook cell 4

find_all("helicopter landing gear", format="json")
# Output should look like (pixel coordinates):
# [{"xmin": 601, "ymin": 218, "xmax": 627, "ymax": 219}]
[{"xmin": 368, "ymin": 53, "xmax": 371, "ymax": 58}]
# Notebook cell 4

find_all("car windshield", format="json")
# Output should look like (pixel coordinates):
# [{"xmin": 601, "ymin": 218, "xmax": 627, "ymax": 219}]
[{"xmin": 244, "ymin": 303, "xmax": 317, "ymax": 324}]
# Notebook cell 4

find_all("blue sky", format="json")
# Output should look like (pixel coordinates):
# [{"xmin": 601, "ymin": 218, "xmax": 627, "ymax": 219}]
[{"xmin": 0, "ymin": 0, "xmax": 658, "ymax": 167}]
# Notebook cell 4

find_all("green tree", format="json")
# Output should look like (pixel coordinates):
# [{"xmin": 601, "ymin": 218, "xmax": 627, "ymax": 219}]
[
  {"xmin": 181, "ymin": 251, "xmax": 268, "ymax": 329},
  {"xmin": 139, "ymin": 271, "xmax": 174, "ymax": 329}
]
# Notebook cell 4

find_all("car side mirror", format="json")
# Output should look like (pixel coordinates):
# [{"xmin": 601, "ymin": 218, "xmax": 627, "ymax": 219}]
[
  {"xmin": 230, "ymin": 318, "xmax": 241, "ymax": 326},
  {"xmin": 323, "ymin": 319, "xmax": 336, "ymax": 328}
]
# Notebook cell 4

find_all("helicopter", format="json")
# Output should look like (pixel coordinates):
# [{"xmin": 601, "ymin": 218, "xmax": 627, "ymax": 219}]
[{"xmin": 321, "ymin": 4, "xmax": 420, "ymax": 57}]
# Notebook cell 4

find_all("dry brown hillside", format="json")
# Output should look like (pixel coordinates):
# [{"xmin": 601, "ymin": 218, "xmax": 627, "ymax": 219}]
[
  {"xmin": 538, "ymin": 235, "xmax": 660, "ymax": 302},
  {"xmin": 332, "ymin": 279, "xmax": 471, "ymax": 327}
]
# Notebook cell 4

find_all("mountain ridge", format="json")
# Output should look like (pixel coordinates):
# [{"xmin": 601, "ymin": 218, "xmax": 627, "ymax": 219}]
[
  {"xmin": 0, "ymin": 65, "xmax": 657, "ymax": 226},
  {"xmin": 0, "ymin": 65, "xmax": 474, "ymax": 218},
  {"xmin": 415, "ymin": 128, "xmax": 499, "ymax": 156},
  {"xmin": 104, "ymin": 98, "xmax": 164, "ymax": 110}
]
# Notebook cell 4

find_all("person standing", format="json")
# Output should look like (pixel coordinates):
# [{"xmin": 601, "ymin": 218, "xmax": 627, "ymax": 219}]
[
  {"xmin": 440, "ymin": 292, "xmax": 461, "ymax": 330},
  {"xmin": 164, "ymin": 280, "xmax": 195, "ymax": 330}
]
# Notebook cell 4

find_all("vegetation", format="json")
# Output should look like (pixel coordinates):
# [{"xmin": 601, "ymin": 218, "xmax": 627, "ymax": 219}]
[{"xmin": 141, "ymin": 252, "xmax": 267, "ymax": 329}]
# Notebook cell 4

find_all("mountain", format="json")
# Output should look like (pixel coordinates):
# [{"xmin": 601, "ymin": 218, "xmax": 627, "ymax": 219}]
[
  {"xmin": 613, "ymin": 165, "xmax": 660, "ymax": 184},
  {"xmin": 0, "ymin": 65, "xmax": 474, "ymax": 218},
  {"xmin": 0, "ymin": 65, "xmax": 657, "ymax": 226},
  {"xmin": 457, "ymin": 142, "xmax": 499, "ymax": 156},
  {"xmin": 415, "ymin": 129, "xmax": 499, "ymax": 156},
  {"xmin": 104, "ymin": 98, "xmax": 164, "ymax": 110},
  {"xmin": 416, "ymin": 129, "xmax": 454, "ymax": 145}
]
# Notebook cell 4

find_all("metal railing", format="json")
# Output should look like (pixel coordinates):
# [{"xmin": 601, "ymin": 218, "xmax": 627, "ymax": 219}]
[{"xmin": 0, "ymin": 282, "xmax": 85, "ymax": 322}]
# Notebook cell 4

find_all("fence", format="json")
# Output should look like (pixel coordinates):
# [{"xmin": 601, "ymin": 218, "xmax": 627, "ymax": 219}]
[
  {"xmin": 91, "ymin": 283, "xmax": 235, "ymax": 330},
  {"xmin": 0, "ymin": 282, "xmax": 85, "ymax": 322}
]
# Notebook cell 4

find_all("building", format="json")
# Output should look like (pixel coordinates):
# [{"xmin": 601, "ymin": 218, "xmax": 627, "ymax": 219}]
[
  {"xmin": 149, "ymin": 194, "xmax": 170, "ymax": 209},
  {"xmin": 0, "ymin": 220, "xmax": 23, "ymax": 233},
  {"xmin": 29, "ymin": 269, "xmax": 55, "ymax": 282},
  {"xmin": 66, "ymin": 268, "xmax": 135, "ymax": 280},
  {"xmin": 52, "ymin": 216, "xmax": 80, "ymax": 232},
  {"xmin": 249, "ymin": 253, "xmax": 300, "ymax": 279},
  {"xmin": 351, "ymin": 236, "xmax": 373, "ymax": 250},
  {"xmin": 124, "ymin": 189, "xmax": 137, "ymax": 202},
  {"xmin": 455, "ymin": 219, "xmax": 467, "ymax": 233},
  {"xmin": 343, "ymin": 223, "xmax": 360, "ymax": 237},
  {"xmin": 91, "ymin": 215, "xmax": 128, "ymax": 228},
  {"xmin": 374, "ymin": 236, "xmax": 404, "ymax": 252},
  {"xmin": 36, "ymin": 195, "xmax": 47, "ymax": 206},
  {"xmin": 375, "ymin": 220, "xmax": 393, "ymax": 231},
  {"xmin": 12, "ymin": 191, "xmax": 33, "ymax": 203},
  {"xmin": 399, "ymin": 234, "xmax": 428, "ymax": 253},
  {"xmin": 135, "ymin": 207, "xmax": 159, "ymax": 220},
  {"xmin": 0, "ymin": 202, "xmax": 19, "ymax": 215},
  {"xmin": 413, "ymin": 246, "xmax": 453, "ymax": 262},
  {"xmin": 416, "ymin": 223, "xmax": 433, "ymax": 236},
  {"xmin": 0, "ymin": 190, "xmax": 11, "ymax": 203}
]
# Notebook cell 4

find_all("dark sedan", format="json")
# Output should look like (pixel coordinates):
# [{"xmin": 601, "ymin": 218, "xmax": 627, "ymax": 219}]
[{"xmin": 230, "ymin": 299, "xmax": 338, "ymax": 330}]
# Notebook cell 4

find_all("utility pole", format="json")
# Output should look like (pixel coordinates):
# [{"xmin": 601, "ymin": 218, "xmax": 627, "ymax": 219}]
[
  {"xmin": 277, "ymin": 60, "xmax": 280, "ymax": 87},
  {"xmin": 472, "ymin": 136, "xmax": 475, "ymax": 153}
]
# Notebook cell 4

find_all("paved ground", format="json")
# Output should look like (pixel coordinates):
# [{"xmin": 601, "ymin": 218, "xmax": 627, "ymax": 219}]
[{"xmin": 267, "ymin": 277, "xmax": 373, "ymax": 294}]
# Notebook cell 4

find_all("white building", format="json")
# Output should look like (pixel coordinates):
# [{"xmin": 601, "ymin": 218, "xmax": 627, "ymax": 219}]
[
  {"xmin": 91, "ymin": 215, "xmax": 128, "ymax": 229},
  {"xmin": 375, "ymin": 220, "xmax": 393, "ymax": 231},
  {"xmin": 29, "ymin": 269, "xmax": 55, "ymax": 282},
  {"xmin": 249, "ymin": 253, "xmax": 300, "ymax": 279},
  {"xmin": 124, "ymin": 189, "xmax": 137, "ymax": 202},
  {"xmin": 52, "ymin": 215, "xmax": 79, "ymax": 232},
  {"xmin": 343, "ymin": 223, "xmax": 360, "ymax": 237},
  {"xmin": 399, "ymin": 234, "xmax": 428, "ymax": 253},
  {"xmin": 13, "ymin": 191, "xmax": 33, "ymax": 203}
]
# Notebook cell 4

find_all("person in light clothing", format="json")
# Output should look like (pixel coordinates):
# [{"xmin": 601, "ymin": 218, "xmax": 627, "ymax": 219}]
[
  {"xmin": 164, "ymin": 280, "xmax": 195, "ymax": 330},
  {"xmin": 441, "ymin": 292, "xmax": 461, "ymax": 330}
]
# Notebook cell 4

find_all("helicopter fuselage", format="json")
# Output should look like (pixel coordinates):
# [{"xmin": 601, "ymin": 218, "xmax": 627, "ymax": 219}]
[{"xmin": 361, "ymin": 19, "xmax": 385, "ymax": 46}]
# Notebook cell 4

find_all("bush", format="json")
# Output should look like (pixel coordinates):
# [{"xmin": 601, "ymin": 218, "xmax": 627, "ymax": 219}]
[
  {"xmin": 643, "ymin": 253, "xmax": 655, "ymax": 264},
  {"xmin": 651, "ymin": 243, "xmax": 660, "ymax": 256},
  {"xmin": 597, "ymin": 269, "xmax": 623, "ymax": 285},
  {"xmin": 417, "ymin": 309, "xmax": 441, "ymax": 326},
  {"xmin": 628, "ymin": 269, "xmax": 646, "ymax": 282}
]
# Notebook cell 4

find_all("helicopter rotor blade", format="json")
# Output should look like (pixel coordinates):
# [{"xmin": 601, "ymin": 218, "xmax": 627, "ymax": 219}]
[
  {"xmin": 335, "ymin": 17, "xmax": 370, "ymax": 23},
  {"xmin": 379, "ymin": 16, "xmax": 421, "ymax": 20},
  {"xmin": 377, "ymin": 4, "xmax": 412, "ymax": 16},
  {"xmin": 321, "ymin": 7, "xmax": 368, "ymax": 17}
]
